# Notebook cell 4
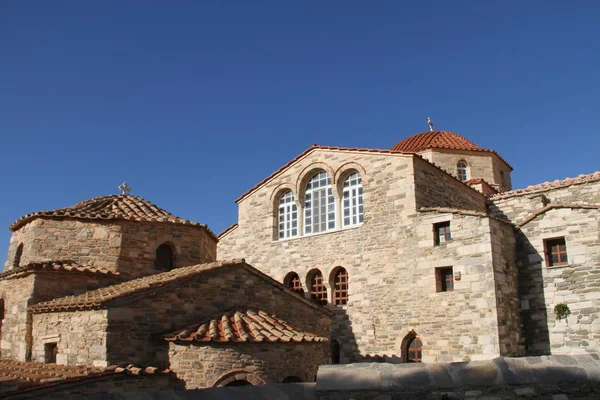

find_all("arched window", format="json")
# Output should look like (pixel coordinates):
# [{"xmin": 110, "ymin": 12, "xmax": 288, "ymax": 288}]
[
  {"xmin": 331, "ymin": 340, "xmax": 341, "ymax": 364},
  {"xmin": 332, "ymin": 268, "xmax": 349, "ymax": 306},
  {"xmin": 456, "ymin": 161, "xmax": 468, "ymax": 181},
  {"xmin": 304, "ymin": 171, "xmax": 335, "ymax": 234},
  {"xmin": 308, "ymin": 270, "xmax": 327, "ymax": 305},
  {"xmin": 343, "ymin": 172, "xmax": 364, "ymax": 227},
  {"xmin": 278, "ymin": 191, "xmax": 298, "ymax": 239},
  {"xmin": 13, "ymin": 243, "xmax": 23, "ymax": 269},
  {"xmin": 284, "ymin": 272, "xmax": 304, "ymax": 295},
  {"xmin": 406, "ymin": 336, "xmax": 423, "ymax": 363},
  {"xmin": 154, "ymin": 244, "xmax": 174, "ymax": 271}
]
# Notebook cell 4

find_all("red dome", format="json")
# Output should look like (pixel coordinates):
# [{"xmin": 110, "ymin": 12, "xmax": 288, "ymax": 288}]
[{"xmin": 391, "ymin": 131, "xmax": 483, "ymax": 153}]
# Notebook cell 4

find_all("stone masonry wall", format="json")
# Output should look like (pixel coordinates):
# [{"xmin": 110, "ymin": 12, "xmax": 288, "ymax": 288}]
[
  {"xmin": 490, "ymin": 180, "xmax": 600, "ymax": 356},
  {"xmin": 4, "ymin": 219, "xmax": 122, "ymax": 272},
  {"xmin": 168, "ymin": 341, "xmax": 329, "ymax": 388},
  {"xmin": 0, "ymin": 275, "xmax": 35, "ymax": 360},
  {"xmin": 31, "ymin": 310, "xmax": 108, "ymax": 366},
  {"xmin": 413, "ymin": 156, "xmax": 487, "ymax": 212},
  {"xmin": 419, "ymin": 148, "xmax": 512, "ymax": 191},
  {"xmin": 3, "ymin": 218, "xmax": 217, "ymax": 280},
  {"xmin": 219, "ymin": 148, "xmax": 514, "ymax": 363},
  {"xmin": 117, "ymin": 221, "xmax": 217, "ymax": 280},
  {"xmin": 105, "ymin": 265, "xmax": 331, "ymax": 368},
  {"xmin": 489, "ymin": 218, "xmax": 523, "ymax": 357}
]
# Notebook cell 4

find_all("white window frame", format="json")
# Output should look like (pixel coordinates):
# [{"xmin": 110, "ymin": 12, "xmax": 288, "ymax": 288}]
[
  {"xmin": 304, "ymin": 171, "xmax": 335, "ymax": 234},
  {"xmin": 278, "ymin": 191, "xmax": 298, "ymax": 239},
  {"xmin": 457, "ymin": 161, "xmax": 469, "ymax": 181},
  {"xmin": 342, "ymin": 172, "xmax": 364, "ymax": 227}
]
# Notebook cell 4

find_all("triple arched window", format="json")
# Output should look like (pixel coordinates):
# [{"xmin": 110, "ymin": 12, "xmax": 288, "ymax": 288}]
[
  {"xmin": 284, "ymin": 267, "xmax": 349, "ymax": 306},
  {"xmin": 277, "ymin": 170, "xmax": 364, "ymax": 240}
]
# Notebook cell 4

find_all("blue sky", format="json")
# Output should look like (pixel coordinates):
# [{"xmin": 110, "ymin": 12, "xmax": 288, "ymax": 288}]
[{"xmin": 1, "ymin": 1, "xmax": 599, "ymax": 262}]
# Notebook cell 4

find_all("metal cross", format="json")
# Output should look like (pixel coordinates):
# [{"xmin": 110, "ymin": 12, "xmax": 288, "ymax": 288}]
[
  {"xmin": 118, "ymin": 182, "xmax": 132, "ymax": 195},
  {"xmin": 427, "ymin": 117, "xmax": 434, "ymax": 132}
]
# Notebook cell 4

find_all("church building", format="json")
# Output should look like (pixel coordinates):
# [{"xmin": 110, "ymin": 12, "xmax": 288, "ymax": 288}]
[{"xmin": 218, "ymin": 127, "xmax": 600, "ymax": 364}]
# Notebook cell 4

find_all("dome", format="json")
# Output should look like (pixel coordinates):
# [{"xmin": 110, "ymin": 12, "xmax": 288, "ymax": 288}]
[
  {"xmin": 390, "ymin": 131, "xmax": 484, "ymax": 153},
  {"xmin": 10, "ymin": 194, "xmax": 210, "ymax": 233}
]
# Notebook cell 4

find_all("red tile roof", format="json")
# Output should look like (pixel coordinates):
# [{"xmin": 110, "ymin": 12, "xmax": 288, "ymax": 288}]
[
  {"xmin": 28, "ymin": 259, "xmax": 246, "ymax": 313},
  {"xmin": 390, "ymin": 131, "xmax": 512, "ymax": 169},
  {"xmin": 491, "ymin": 171, "xmax": 600, "ymax": 200},
  {"xmin": 0, "ymin": 359, "xmax": 167, "ymax": 396},
  {"xmin": 163, "ymin": 309, "xmax": 328, "ymax": 344},
  {"xmin": 0, "ymin": 261, "xmax": 118, "ymax": 281},
  {"xmin": 28, "ymin": 259, "xmax": 333, "ymax": 316},
  {"xmin": 10, "ymin": 194, "xmax": 217, "ymax": 240}
]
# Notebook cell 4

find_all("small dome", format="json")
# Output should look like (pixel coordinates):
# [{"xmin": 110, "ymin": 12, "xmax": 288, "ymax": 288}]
[{"xmin": 391, "ymin": 131, "xmax": 483, "ymax": 153}]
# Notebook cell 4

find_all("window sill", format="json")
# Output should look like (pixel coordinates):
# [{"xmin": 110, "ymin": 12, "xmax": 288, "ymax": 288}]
[
  {"xmin": 546, "ymin": 264, "xmax": 570, "ymax": 269},
  {"xmin": 274, "ymin": 223, "xmax": 364, "ymax": 243},
  {"xmin": 434, "ymin": 240, "xmax": 454, "ymax": 247}
]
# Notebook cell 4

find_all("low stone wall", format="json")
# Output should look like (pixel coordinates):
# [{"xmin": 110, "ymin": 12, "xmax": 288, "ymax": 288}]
[{"xmin": 317, "ymin": 354, "xmax": 600, "ymax": 399}]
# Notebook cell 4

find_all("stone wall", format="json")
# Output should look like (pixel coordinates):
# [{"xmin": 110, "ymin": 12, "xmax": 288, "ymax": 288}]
[
  {"xmin": 317, "ymin": 354, "xmax": 600, "ymax": 400},
  {"xmin": 104, "ymin": 265, "xmax": 330, "ymax": 368},
  {"xmin": 418, "ymin": 148, "xmax": 512, "ymax": 191},
  {"xmin": 219, "ymin": 147, "xmax": 518, "ymax": 363},
  {"xmin": 117, "ymin": 221, "xmax": 217, "ymax": 279},
  {"xmin": 490, "ymin": 180, "xmax": 600, "ymax": 356},
  {"xmin": 4, "ymin": 219, "xmax": 122, "ymax": 272},
  {"xmin": 413, "ymin": 156, "xmax": 487, "ymax": 212},
  {"xmin": 3, "ymin": 218, "xmax": 217, "ymax": 280},
  {"xmin": 168, "ymin": 341, "xmax": 329, "ymax": 388},
  {"xmin": 0, "ymin": 275, "xmax": 35, "ymax": 360},
  {"xmin": 31, "ymin": 310, "xmax": 108, "ymax": 366}
]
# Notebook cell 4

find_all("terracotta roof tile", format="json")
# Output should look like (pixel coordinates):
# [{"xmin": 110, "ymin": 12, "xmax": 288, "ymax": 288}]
[
  {"xmin": 10, "ymin": 194, "xmax": 217, "ymax": 240},
  {"xmin": 163, "ymin": 309, "xmax": 328, "ymax": 344},
  {"xmin": 491, "ymin": 171, "xmax": 600, "ymax": 200},
  {"xmin": 28, "ymin": 259, "xmax": 246, "ymax": 313},
  {"xmin": 390, "ymin": 131, "xmax": 512, "ymax": 169},
  {"xmin": 0, "ymin": 261, "xmax": 118, "ymax": 281},
  {"xmin": 0, "ymin": 360, "xmax": 167, "ymax": 396}
]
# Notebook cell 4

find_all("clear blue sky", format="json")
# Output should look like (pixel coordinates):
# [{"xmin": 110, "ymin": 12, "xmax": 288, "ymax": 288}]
[{"xmin": 1, "ymin": 1, "xmax": 599, "ymax": 262}]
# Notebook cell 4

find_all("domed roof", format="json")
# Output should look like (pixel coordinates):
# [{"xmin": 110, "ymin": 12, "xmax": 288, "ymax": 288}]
[
  {"xmin": 390, "ymin": 131, "xmax": 484, "ymax": 153},
  {"xmin": 10, "ymin": 194, "xmax": 214, "ymax": 237}
]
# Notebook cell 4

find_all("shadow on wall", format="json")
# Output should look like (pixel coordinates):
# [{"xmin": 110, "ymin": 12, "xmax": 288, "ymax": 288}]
[{"xmin": 516, "ymin": 230, "xmax": 551, "ymax": 356}]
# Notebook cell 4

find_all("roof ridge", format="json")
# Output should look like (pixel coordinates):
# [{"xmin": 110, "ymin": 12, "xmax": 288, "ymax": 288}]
[
  {"xmin": 0, "ymin": 260, "xmax": 119, "ymax": 281},
  {"xmin": 9, "ymin": 194, "xmax": 217, "ymax": 240},
  {"xmin": 491, "ymin": 171, "xmax": 600, "ymax": 200},
  {"xmin": 28, "ymin": 259, "xmax": 246, "ymax": 313}
]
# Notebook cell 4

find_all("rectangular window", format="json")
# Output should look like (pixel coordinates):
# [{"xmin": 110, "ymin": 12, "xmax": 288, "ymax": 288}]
[
  {"xmin": 545, "ymin": 237, "xmax": 568, "ymax": 266},
  {"xmin": 434, "ymin": 222, "xmax": 452, "ymax": 245},
  {"xmin": 436, "ymin": 267, "xmax": 454, "ymax": 292},
  {"xmin": 44, "ymin": 343, "xmax": 58, "ymax": 364}
]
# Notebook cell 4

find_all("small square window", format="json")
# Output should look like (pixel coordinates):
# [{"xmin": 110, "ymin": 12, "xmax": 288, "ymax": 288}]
[
  {"xmin": 544, "ymin": 237, "xmax": 568, "ymax": 267},
  {"xmin": 436, "ymin": 267, "xmax": 454, "ymax": 292},
  {"xmin": 434, "ymin": 222, "xmax": 452, "ymax": 245},
  {"xmin": 44, "ymin": 343, "xmax": 58, "ymax": 364}
]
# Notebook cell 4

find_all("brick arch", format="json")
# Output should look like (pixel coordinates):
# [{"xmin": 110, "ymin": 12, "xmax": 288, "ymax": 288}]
[
  {"xmin": 153, "ymin": 241, "xmax": 177, "ymax": 271},
  {"xmin": 212, "ymin": 369, "xmax": 266, "ymax": 387},
  {"xmin": 295, "ymin": 163, "xmax": 337, "ymax": 201}
]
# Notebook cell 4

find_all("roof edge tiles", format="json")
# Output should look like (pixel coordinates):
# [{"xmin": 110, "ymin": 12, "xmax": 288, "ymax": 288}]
[
  {"xmin": 218, "ymin": 223, "xmax": 238, "ymax": 239},
  {"xmin": 491, "ymin": 171, "xmax": 600, "ymax": 200},
  {"xmin": 9, "ymin": 194, "xmax": 217, "ymax": 240},
  {"xmin": 0, "ymin": 261, "xmax": 119, "ymax": 281},
  {"xmin": 163, "ymin": 309, "xmax": 328, "ymax": 344},
  {"xmin": 28, "ymin": 259, "xmax": 333, "ymax": 316}
]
